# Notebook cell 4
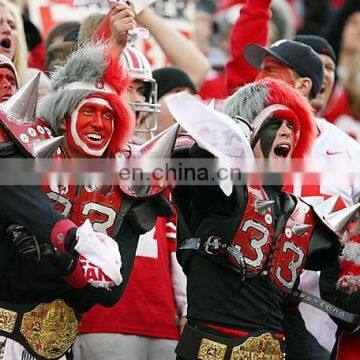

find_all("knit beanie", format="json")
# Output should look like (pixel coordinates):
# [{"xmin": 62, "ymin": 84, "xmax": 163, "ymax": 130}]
[{"xmin": 152, "ymin": 67, "xmax": 196, "ymax": 99}]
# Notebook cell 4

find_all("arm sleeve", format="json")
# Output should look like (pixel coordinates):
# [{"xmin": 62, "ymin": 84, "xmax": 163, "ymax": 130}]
[
  {"xmin": 225, "ymin": 0, "xmax": 272, "ymax": 95},
  {"xmin": 0, "ymin": 186, "xmax": 76, "ymax": 245},
  {"xmin": 189, "ymin": 143, "xmax": 244, "ymax": 218},
  {"xmin": 73, "ymin": 283, "xmax": 123, "ymax": 311},
  {"xmin": 305, "ymin": 220, "xmax": 341, "ymax": 271}
]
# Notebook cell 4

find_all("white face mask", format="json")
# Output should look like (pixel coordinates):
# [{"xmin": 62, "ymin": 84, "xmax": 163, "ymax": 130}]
[{"xmin": 69, "ymin": 98, "xmax": 114, "ymax": 157}]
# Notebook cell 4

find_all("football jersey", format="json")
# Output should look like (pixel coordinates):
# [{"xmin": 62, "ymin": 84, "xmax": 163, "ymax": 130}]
[
  {"xmin": 289, "ymin": 118, "xmax": 360, "ymax": 351},
  {"xmin": 79, "ymin": 216, "xmax": 182, "ymax": 340},
  {"xmin": 286, "ymin": 117, "xmax": 360, "ymax": 206}
]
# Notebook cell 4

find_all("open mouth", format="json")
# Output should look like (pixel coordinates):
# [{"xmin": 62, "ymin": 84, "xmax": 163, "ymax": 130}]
[
  {"xmin": 0, "ymin": 38, "xmax": 11, "ymax": 50},
  {"xmin": 0, "ymin": 94, "xmax": 11, "ymax": 101},
  {"xmin": 274, "ymin": 144, "xmax": 291, "ymax": 158},
  {"xmin": 135, "ymin": 110, "xmax": 147, "ymax": 126},
  {"xmin": 318, "ymin": 84, "xmax": 326, "ymax": 95},
  {"xmin": 86, "ymin": 133, "xmax": 103, "ymax": 143},
  {"xmin": 135, "ymin": 111, "xmax": 141, "ymax": 124}
]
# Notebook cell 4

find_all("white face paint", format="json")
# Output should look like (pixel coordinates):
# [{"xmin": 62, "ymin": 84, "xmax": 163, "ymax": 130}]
[{"xmin": 69, "ymin": 98, "xmax": 114, "ymax": 157}]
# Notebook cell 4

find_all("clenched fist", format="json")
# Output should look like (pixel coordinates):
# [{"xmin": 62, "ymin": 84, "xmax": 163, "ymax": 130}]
[{"xmin": 110, "ymin": 2, "xmax": 136, "ymax": 48}]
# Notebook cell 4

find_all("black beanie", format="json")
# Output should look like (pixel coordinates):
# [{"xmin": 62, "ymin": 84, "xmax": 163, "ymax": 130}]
[
  {"xmin": 295, "ymin": 35, "xmax": 336, "ymax": 64},
  {"xmin": 152, "ymin": 67, "xmax": 196, "ymax": 99}
]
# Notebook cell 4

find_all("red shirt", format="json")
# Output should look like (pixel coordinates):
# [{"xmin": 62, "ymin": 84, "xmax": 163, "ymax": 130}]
[
  {"xmin": 323, "ymin": 83, "xmax": 350, "ymax": 123},
  {"xmin": 199, "ymin": 71, "xmax": 228, "ymax": 100},
  {"xmin": 79, "ymin": 217, "xmax": 180, "ymax": 340},
  {"xmin": 225, "ymin": 0, "xmax": 271, "ymax": 95}
]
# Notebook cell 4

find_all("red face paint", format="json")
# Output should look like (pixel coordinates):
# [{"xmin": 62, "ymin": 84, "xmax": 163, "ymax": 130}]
[
  {"xmin": 0, "ymin": 67, "xmax": 17, "ymax": 102},
  {"xmin": 66, "ymin": 98, "xmax": 114, "ymax": 157},
  {"xmin": 256, "ymin": 57, "xmax": 296, "ymax": 86}
]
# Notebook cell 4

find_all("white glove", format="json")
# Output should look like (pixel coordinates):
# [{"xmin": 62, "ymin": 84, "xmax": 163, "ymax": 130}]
[{"xmin": 75, "ymin": 219, "xmax": 122, "ymax": 287}]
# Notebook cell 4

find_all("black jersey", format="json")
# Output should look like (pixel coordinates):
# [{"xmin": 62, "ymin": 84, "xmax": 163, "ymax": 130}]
[{"xmin": 174, "ymin": 144, "xmax": 340, "ymax": 333}]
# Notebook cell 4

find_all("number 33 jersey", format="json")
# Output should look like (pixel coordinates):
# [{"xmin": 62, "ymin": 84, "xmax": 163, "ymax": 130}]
[{"xmin": 175, "ymin": 184, "xmax": 340, "ymax": 333}]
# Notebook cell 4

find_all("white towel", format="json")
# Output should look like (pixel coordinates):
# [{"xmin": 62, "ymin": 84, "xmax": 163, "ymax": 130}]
[{"xmin": 75, "ymin": 219, "xmax": 122, "ymax": 286}]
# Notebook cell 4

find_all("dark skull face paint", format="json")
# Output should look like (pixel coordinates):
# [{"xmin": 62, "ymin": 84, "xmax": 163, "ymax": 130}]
[{"xmin": 252, "ymin": 118, "xmax": 297, "ymax": 159}]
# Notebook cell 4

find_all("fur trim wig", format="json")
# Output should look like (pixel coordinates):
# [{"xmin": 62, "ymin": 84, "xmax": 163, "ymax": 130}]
[
  {"xmin": 338, "ymin": 234, "xmax": 360, "ymax": 293},
  {"xmin": 39, "ymin": 44, "xmax": 134, "ymax": 155},
  {"xmin": 224, "ymin": 78, "xmax": 316, "ymax": 158}
]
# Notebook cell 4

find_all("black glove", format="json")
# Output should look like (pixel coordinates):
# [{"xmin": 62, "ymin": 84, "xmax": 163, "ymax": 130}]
[
  {"xmin": 7, "ymin": 224, "xmax": 76, "ymax": 275},
  {"xmin": 7, "ymin": 224, "xmax": 51, "ymax": 261}
]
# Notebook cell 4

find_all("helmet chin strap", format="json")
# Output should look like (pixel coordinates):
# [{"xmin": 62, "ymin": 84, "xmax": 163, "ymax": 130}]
[{"xmin": 69, "ymin": 98, "xmax": 114, "ymax": 157}]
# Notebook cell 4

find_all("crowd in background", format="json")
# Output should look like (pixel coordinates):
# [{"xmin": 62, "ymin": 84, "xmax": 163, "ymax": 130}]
[
  {"xmin": 2, "ymin": 0, "xmax": 360, "ymax": 141},
  {"xmin": 0, "ymin": 0, "xmax": 359, "ymax": 360}
]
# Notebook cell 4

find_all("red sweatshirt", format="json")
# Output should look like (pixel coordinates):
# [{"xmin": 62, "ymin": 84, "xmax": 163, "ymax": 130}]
[{"xmin": 225, "ymin": 0, "xmax": 272, "ymax": 95}]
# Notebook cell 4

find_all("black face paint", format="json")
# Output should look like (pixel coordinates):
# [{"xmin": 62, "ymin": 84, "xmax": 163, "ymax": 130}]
[{"xmin": 252, "ymin": 119, "xmax": 283, "ymax": 158}]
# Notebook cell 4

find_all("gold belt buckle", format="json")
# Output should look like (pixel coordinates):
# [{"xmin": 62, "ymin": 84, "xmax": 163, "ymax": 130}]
[
  {"xmin": 20, "ymin": 299, "xmax": 79, "ymax": 359},
  {"xmin": 230, "ymin": 333, "xmax": 285, "ymax": 360},
  {"xmin": 0, "ymin": 308, "xmax": 17, "ymax": 333},
  {"xmin": 198, "ymin": 338, "xmax": 227, "ymax": 360}
]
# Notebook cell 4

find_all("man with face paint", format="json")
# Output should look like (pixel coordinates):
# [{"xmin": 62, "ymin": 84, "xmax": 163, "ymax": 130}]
[
  {"xmin": 0, "ymin": 67, "xmax": 136, "ymax": 359},
  {"xmin": 167, "ymin": 79, "xmax": 360, "ymax": 360},
  {"xmin": 0, "ymin": 54, "xmax": 18, "ymax": 156},
  {"xmin": 226, "ymin": 3, "xmax": 360, "ymax": 356},
  {"xmin": 70, "ymin": 45, "xmax": 184, "ymax": 360},
  {"xmin": 37, "ymin": 44, "xmax": 174, "ymax": 360},
  {"xmin": 61, "ymin": 98, "xmax": 116, "ymax": 158},
  {"xmin": 243, "ymin": 40, "xmax": 324, "ymax": 102}
]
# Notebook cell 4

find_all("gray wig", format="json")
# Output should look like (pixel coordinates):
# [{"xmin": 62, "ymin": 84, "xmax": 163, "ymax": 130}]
[
  {"xmin": 38, "ymin": 44, "xmax": 107, "ymax": 135},
  {"xmin": 224, "ymin": 82, "xmax": 270, "ymax": 121}
]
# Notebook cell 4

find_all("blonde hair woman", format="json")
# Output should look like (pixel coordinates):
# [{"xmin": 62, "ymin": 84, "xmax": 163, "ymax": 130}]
[{"xmin": 0, "ymin": 0, "xmax": 28, "ymax": 86}]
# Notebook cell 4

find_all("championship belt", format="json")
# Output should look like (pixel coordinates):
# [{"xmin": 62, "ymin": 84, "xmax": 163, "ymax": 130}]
[
  {"xmin": 176, "ymin": 325, "xmax": 285, "ymax": 360},
  {"xmin": 0, "ymin": 299, "xmax": 79, "ymax": 360}
]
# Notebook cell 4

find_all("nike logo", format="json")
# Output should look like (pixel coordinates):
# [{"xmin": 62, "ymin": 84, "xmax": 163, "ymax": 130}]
[{"xmin": 326, "ymin": 150, "xmax": 342, "ymax": 155}]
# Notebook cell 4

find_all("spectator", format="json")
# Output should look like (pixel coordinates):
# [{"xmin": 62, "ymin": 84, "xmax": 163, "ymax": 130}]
[
  {"xmin": 224, "ymin": 2, "xmax": 360, "ymax": 359},
  {"xmin": 327, "ymin": 53, "xmax": 360, "ymax": 142},
  {"xmin": 0, "ymin": 54, "xmax": 18, "ymax": 156},
  {"xmin": 73, "ymin": 8, "xmax": 187, "ymax": 360},
  {"xmin": 323, "ymin": 1, "xmax": 360, "ymax": 140},
  {"xmin": 0, "ymin": 0, "xmax": 28, "ymax": 86},
  {"xmin": 198, "ymin": 3, "xmax": 238, "ymax": 100},
  {"xmin": 326, "ymin": 0, "xmax": 360, "ymax": 71},
  {"xmin": 320, "ymin": 209, "xmax": 360, "ymax": 359},
  {"xmin": 78, "ymin": 13, "xmax": 105, "ymax": 43},
  {"xmin": 22, "ymin": 13, "xmax": 46, "ymax": 72},
  {"xmin": 270, "ymin": 0, "xmax": 296, "ymax": 43},
  {"xmin": 295, "ymin": 35, "xmax": 337, "ymax": 116},
  {"xmin": 136, "ymin": 7, "xmax": 211, "ymax": 89},
  {"xmin": 194, "ymin": 0, "xmax": 217, "ymax": 54},
  {"xmin": 45, "ymin": 21, "xmax": 80, "ymax": 73},
  {"xmin": 153, "ymin": 67, "xmax": 196, "ymax": 134}
]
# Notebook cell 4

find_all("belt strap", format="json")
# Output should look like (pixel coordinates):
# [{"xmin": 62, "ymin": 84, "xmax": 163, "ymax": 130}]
[
  {"xmin": 293, "ymin": 290, "xmax": 360, "ymax": 325},
  {"xmin": 180, "ymin": 241, "xmax": 360, "ymax": 326},
  {"xmin": 179, "ymin": 237, "xmax": 201, "ymax": 251},
  {"xmin": 179, "ymin": 237, "xmax": 246, "ymax": 281}
]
